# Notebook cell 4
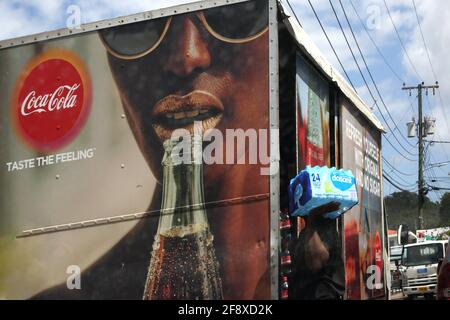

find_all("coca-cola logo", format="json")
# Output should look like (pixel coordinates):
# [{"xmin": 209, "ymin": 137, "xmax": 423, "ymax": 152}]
[
  {"xmin": 13, "ymin": 49, "xmax": 91, "ymax": 152},
  {"xmin": 21, "ymin": 84, "xmax": 80, "ymax": 116}
]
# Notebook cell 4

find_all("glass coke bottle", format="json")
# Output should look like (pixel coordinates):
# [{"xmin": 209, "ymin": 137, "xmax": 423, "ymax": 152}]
[{"xmin": 142, "ymin": 135, "xmax": 223, "ymax": 300}]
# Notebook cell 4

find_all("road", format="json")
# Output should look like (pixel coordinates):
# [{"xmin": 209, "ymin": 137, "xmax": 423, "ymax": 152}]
[
  {"xmin": 390, "ymin": 291, "xmax": 436, "ymax": 300},
  {"xmin": 390, "ymin": 291, "xmax": 405, "ymax": 300}
]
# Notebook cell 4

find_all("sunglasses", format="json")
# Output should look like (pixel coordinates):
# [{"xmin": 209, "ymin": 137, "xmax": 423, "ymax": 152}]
[{"xmin": 99, "ymin": 1, "xmax": 269, "ymax": 60}]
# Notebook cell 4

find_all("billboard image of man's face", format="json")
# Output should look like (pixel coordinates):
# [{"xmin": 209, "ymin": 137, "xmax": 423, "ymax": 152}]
[
  {"xmin": 98, "ymin": 0, "xmax": 271, "ymax": 299},
  {"xmin": 100, "ymin": 1, "xmax": 269, "ymax": 184}
]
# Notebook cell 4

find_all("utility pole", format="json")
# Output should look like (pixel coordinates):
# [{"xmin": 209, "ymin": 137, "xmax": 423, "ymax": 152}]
[{"xmin": 403, "ymin": 82, "xmax": 439, "ymax": 230}]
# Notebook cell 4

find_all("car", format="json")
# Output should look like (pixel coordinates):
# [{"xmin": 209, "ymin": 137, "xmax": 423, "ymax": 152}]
[{"xmin": 436, "ymin": 239, "xmax": 450, "ymax": 300}]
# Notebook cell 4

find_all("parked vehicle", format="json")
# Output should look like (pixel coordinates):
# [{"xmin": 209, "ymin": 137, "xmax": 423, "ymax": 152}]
[
  {"xmin": 436, "ymin": 239, "xmax": 450, "ymax": 300},
  {"xmin": 401, "ymin": 240, "xmax": 447, "ymax": 299}
]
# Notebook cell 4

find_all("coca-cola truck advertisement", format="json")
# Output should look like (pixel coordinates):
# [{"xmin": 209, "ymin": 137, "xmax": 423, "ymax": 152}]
[
  {"xmin": 0, "ymin": 0, "xmax": 272, "ymax": 299},
  {"xmin": 341, "ymin": 99, "xmax": 384, "ymax": 300}
]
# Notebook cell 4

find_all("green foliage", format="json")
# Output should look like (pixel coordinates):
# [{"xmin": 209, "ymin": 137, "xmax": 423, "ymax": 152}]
[
  {"xmin": 439, "ymin": 193, "xmax": 450, "ymax": 226},
  {"xmin": 385, "ymin": 191, "xmax": 440, "ymax": 230},
  {"xmin": 436, "ymin": 230, "xmax": 450, "ymax": 240}
]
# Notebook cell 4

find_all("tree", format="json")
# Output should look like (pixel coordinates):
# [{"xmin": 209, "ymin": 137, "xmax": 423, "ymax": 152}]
[
  {"xmin": 439, "ymin": 192, "xmax": 450, "ymax": 226},
  {"xmin": 385, "ymin": 191, "xmax": 440, "ymax": 230}
]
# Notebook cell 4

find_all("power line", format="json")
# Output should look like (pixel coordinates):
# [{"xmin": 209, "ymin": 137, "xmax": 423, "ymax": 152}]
[
  {"xmin": 339, "ymin": 0, "xmax": 417, "ymax": 150},
  {"xmin": 423, "ymin": 129, "xmax": 441, "ymax": 199},
  {"xmin": 424, "ymin": 100, "xmax": 450, "ymax": 199},
  {"xmin": 425, "ymin": 140, "xmax": 450, "ymax": 144},
  {"xmin": 348, "ymin": 0, "xmax": 404, "ymax": 84},
  {"xmin": 426, "ymin": 149, "xmax": 445, "ymax": 199},
  {"xmin": 430, "ymin": 181, "xmax": 450, "ymax": 185},
  {"xmin": 383, "ymin": 156, "xmax": 415, "ymax": 176},
  {"xmin": 383, "ymin": 0, "xmax": 421, "ymax": 80},
  {"xmin": 435, "ymin": 89, "xmax": 450, "ymax": 134},
  {"xmin": 384, "ymin": 136, "xmax": 416, "ymax": 162},
  {"xmin": 306, "ymin": 0, "xmax": 357, "ymax": 91},
  {"xmin": 286, "ymin": 0, "xmax": 303, "ymax": 28},
  {"xmin": 407, "ymin": 90, "xmax": 417, "ymax": 115},
  {"xmin": 307, "ymin": 0, "xmax": 417, "ymax": 162},
  {"xmin": 384, "ymin": 172, "xmax": 417, "ymax": 192},
  {"xmin": 382, "ymin": 160, "xmax": 417, "ymax": 188},
  {"xmin": 431, "ymin": 172, "xmax": 444, "ymax": 198},
  {"xmin": 425, "ymin": 95, "xmax": 450, "ymax": 161},
  {"xmin": 430, "ymin": 90, "xmax": 450, "ymax": 145},
  {"xmin": 328, "ymin": 0, "xmax": 417, "ymax": 158},
  {"xmin": 387, "ymin": 166, "xmax": 416, "ymax": 187},
  {"xmin": 394, "ymin": 94, "xmax": 415, "ymax": 134},
  {"xmin": 411, "ymin": 0, "xmax": 450, "ymax": 135},
  {"xmin": 429, "ymin": 186, "xmax": 450, "ymax": 191},
  {"xmin": 308, "ymin": 0, "xmax": 417, "ymax": 161},
  {"xmin": 411, "ymin": 0, "xmax": 437, "ymax": 81}
]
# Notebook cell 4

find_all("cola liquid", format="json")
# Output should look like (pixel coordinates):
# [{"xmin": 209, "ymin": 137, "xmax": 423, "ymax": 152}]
[
  {"xmin": 143, "ymin": 224, "xmax": 222, "ymax": 300},
  {"xmin": 142, "ymin": 135, "xmax": 223, "ymax": 300}
]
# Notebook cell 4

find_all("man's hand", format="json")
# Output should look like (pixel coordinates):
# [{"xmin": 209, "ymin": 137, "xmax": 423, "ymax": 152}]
[{"xmin": 308, "ymin": 201, "xmax": 340, "ymax": 226}]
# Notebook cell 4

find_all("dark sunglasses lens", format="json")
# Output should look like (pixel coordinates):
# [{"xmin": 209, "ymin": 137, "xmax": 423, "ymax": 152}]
[
  {"xmin": 100, "ymin": 18, "xmax": 168, "ymax": 57},
  {"xmin": 203, "ymin": 0, "xmax": 268, "ymax": 40}
]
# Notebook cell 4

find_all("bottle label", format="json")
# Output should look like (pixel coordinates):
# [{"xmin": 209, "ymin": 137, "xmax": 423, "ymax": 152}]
[
  {"xmin": 281, "ymin": 289, "xmax": 288, "ymax": 299},
  {"xmin": 281, "ymin": 255, "xmax": 292, "ymax": 266},
  {"xmin": 280, "ymin": 219, "xmax": 292, "ymax": 230}
]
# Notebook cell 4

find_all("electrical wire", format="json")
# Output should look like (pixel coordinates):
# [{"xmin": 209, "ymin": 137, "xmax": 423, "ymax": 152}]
[
  {"xmin": 383, "ymin": 156, "xmax": 415, "ymax": 176},
  {"xmin": 286, "ymin": 0, "xmax": 303, "ymax": 28},
  {"xmin": 407, "ymin": 90, "xmax": 417, "ymax": 116},
  {"xmin": 328, "ymin": 0, "xmax": 417, "ymax": 159},
  {"xmin": 306, "ymin": 0, "xmax": 357, "ymax": 91},
  {"xmin": 411, "ymin": 0, "xmax": 450, "ymax": 136},
  {"xmin": 411, "ymin": 0, "xmax": 437, "ymax": 81},
  {"xmin": 348, "ymin": 0, "xmax": 404, "ymax": 84},
  {"xmin": 383, "ymin": 136, "xmax": 416, "ymax": 162},
  {"xmin": 307, "ymin": 0, "xmax": 417, "ymax": 161},
  {"xmin": 388, "ymin": 167, "xmax": 416, "ymax": 187},
  {"xmin": 383, "ymin": 168, "xmax": 416, "ymax": 189},
  {"xmin": 384, "ymin": 172, "xmax": 417, "ymax": 192},
  {"xmin": 383, "ymin": 0, "xmax": 422, "ymax": 80},
  {"xmin": 426, "ymin": 95, "xmax": 450, "ymax": 161},
  {"xmin": 339, "ymin": 0, "xmax": 417, "ymax": 150},
  {"xmin": 426, "ymin": 149, "xmax": 445, "ymax": 199},
  {"xmin": 435, "ymin": 89, "xmax": 450, "ymax": 134}
]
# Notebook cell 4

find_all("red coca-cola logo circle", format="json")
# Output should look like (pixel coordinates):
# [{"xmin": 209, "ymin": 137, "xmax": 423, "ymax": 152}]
[{"xmin": 12, "ymin": 49, "xmax": 92, "ymax": 152}]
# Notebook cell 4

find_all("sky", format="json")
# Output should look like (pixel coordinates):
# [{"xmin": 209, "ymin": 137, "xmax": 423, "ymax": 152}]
[{"xmin": 0, "ymin": 0, "xmax": 449, "ymax": 201}]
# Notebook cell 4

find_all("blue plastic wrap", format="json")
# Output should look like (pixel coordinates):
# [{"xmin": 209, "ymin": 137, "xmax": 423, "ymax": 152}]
[{"xmin": 288, "ymin": 166, "xmax": 359, "ymax": 219}]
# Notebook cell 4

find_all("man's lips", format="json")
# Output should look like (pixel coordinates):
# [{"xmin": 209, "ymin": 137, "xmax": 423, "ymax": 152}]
[
  {"xmin": 151, "ymin": 90, "xmax": 224, "ymax": 140},
  {"xmin": 152, "ymin": 90, "xmax": 224, "ymax": 128}
]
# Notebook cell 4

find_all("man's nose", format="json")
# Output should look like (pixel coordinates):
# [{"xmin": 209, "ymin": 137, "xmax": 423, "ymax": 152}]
[{"xmin": 164, "ymin": 17, "xmax": 211, "ymax": 77}]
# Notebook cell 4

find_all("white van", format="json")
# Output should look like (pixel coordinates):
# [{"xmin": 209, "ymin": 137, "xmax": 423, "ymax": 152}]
[{"xmin": 401, "ymin": 240, "xmax": 448, "ymax": 299}]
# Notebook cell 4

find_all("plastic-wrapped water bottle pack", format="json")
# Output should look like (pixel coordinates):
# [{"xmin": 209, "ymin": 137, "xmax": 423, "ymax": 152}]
[{"xmin": 288, "ymin": 166, "xmax": 359, "ymax": 219}]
